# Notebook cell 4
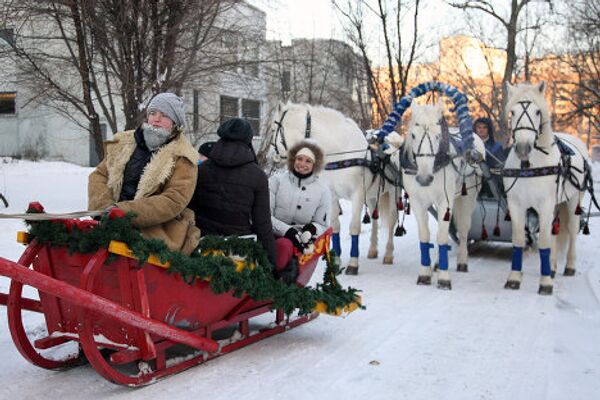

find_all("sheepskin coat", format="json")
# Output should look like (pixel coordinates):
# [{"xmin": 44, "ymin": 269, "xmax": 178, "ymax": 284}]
[
  {"xmin": 88, "ymin": 130, "xmax": 200, "ymax": 255},
  {"xmin": 270, "ymin": 140, "xmax": 331, "ymax": 236}
]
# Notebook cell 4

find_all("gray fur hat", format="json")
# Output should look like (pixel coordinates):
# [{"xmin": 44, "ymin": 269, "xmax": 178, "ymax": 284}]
[{"xmin": 147, "ymin": 93, "xmax": 186, "ymax": 128}]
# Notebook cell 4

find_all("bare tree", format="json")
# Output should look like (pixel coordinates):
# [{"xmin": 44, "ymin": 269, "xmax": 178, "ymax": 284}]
[
  {"xmin": 0, "ymin": 0, "xmax": 241, "ymax": 161},
  {"xmin": 447, "ymin": 0, "xmax": 553, "ymax": 140},
  {"xmin": 333, "ymin": 0, "xmax": 423, "ymax": 127},
  {"xmin": 554, "ymin": 0, "xmax": 600, "ymax": 146}
]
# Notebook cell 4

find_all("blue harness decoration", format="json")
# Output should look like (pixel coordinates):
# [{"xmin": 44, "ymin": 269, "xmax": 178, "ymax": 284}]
[{"xmin": 377, "ymin": 81, "xmax": 475, "ymax": 154}]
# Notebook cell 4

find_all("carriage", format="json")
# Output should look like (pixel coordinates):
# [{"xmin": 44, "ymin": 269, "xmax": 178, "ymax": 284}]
[{"xmin": 0, "ymin": 205, "xmax": 358, "ymax": 386}]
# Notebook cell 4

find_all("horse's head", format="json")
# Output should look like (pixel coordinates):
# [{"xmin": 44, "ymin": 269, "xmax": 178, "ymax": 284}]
[
  {"xmin": 269, "ymin": 102, "xmax": 312, "ymax": 164},
  {"xmin": 405, "ymin": 102, "xmax": 444, "ymax": 186},
  {"xmin": 506, "ymin": 81, "xmax": 551, "ymax": 162}
]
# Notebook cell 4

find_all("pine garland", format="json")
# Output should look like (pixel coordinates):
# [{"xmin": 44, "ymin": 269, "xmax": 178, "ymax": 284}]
[{"xmin": 25, "ymin": 207, "xmax": 363, "ymax": 316}]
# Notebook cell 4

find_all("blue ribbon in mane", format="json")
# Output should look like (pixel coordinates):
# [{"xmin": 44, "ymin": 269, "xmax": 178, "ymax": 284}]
[{"xmin": 377, "ymin": 81, "xmax": 474, "ymax": 154}]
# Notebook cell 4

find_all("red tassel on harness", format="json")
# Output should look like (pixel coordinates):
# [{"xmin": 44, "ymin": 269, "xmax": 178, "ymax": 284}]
[
  {"xmin": 552, "ymin": 216, "xmax": 560, "ymax": 235},
  {"xmin": 443, "ymin": 208, "xmax": 451, "ymax": 221},
  {"xmin": 397, "ymin": 200, "xmax": 404, "ymax": 211},
  {"xmin": 481, "ymin": 226, "xmax": 488, "ymax": 240},
  {"xmin": 461, "ymin": 182, "xmax": 467, "ymax": 196},
  {"xmin": 493, "ymin": 225, "xmax": 501, "ymax": 237},
  {"xmin": 404, "ymin": 192, "xmax": 409, "ymax": 199},
  {"xmin": 371, "ymin": 208, "xmax": 379, "ymax": 220},
  {"xmin": 362, "ymin": 212, "xmax": 371, "ymax": 224},
  {"xmin": 583, "ymin": 223, "xmax": 590, "ymax": 235},
  {"xmin": 575, "ymin": 203, "xmax": 583, "ymax": 215},
  {"xmin": 504, "ymin": 210, "xmax": 511, "ymax": 222}
]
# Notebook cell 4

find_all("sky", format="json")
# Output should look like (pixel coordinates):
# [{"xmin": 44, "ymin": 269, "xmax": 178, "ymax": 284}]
[
  {"xmin": 247, "ymin": 0, "xmax": 466, "ymax": 64},
  {"xmin": 246, "ymin": 0, "xmax": 564, "ymax": 65}
]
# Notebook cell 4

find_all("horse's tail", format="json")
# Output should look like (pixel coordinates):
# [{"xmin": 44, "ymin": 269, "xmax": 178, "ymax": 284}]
[{"xmin": 554, "ymin": 202, "xmax": 570, "ymax": 266}]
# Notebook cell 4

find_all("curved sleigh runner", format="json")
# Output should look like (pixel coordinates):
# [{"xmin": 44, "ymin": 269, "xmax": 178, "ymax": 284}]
[{"xmin": 0, "ymin": 204, "xmax": 361, "ymax": 386}]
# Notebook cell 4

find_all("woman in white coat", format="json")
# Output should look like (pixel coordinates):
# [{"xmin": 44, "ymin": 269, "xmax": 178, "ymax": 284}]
[{"xmin": 270, "ymin": 140, "xmax": 331, "ymax": 283}]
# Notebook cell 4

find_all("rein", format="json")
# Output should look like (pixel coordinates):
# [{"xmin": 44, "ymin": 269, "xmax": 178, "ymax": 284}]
[{"xmin": 0, "ymin": 210, "xmax": 105, "ymax": 220}]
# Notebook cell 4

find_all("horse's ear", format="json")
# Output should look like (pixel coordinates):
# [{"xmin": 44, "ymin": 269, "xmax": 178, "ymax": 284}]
[{"xmin": 537, "ymin": 81, "xmax": 547, "ymax": 95}]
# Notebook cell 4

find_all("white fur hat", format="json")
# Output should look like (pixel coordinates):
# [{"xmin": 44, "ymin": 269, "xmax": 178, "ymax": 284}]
[{"xmin": 295, "ymin": 147, "xmax": 316, "ymax": 162}]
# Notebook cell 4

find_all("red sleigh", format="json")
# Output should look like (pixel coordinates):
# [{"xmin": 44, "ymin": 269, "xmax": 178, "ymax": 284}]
[{"xmin": 0, "ymin": 214, "xmax": 340, "ymax": 386}]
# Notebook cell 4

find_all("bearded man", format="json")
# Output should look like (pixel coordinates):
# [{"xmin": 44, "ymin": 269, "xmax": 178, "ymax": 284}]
[{"xmin": 88, "ymin": 92, "xmax": 200, "ymax": 254}]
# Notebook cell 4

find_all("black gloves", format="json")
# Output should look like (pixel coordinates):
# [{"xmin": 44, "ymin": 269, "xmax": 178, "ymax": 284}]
[
  {"xmin": 301, "ymin": 223, "xmax": 317, "ymax": 236},
  {"xmin": 284, "ymin": 227, "xmax": 304, "ymax": 251}
]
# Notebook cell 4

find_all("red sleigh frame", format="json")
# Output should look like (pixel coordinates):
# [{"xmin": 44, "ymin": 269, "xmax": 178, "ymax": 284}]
[{"xmin": 0, "ymin": 223, "xmax": 332, "ymax": 386}]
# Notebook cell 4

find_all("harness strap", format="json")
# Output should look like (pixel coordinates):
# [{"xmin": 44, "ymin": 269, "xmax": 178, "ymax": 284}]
[
  {"xmin": 502, "ymin": 165, "xmax": 561, "ymax": 178},
  {"xmin": 325, "ymin": 158, "xmax": 373, "ymax": 171}
]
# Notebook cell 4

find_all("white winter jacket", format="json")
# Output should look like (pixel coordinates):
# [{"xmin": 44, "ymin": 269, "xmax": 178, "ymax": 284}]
[{"xmin": 269, "ymin": 171, "xmax": 331, "ymax": 237}]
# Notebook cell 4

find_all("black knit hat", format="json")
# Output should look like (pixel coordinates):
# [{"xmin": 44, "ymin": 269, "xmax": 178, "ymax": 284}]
[
  {"xmin": 217, "ymin": 118, "xmax": 254, "ymax": 144},
  {"xmin": 198, "ymin": 141, "xmax": 216, "ymax": 157}
]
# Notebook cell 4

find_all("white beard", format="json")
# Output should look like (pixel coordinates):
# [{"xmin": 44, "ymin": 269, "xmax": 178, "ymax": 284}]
[{"xmin": 142, "ymin": 123, "xmax": 172, "ymax": 151}]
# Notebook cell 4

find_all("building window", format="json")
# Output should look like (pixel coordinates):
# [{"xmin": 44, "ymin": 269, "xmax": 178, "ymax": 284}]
[
  {"xmin": 242, "ymin": 61, "xmax": 259, "ymax": 78},
  {"xmin": 0, "ymin": 28, "xmax": 14, "ymax": 46},
  {"xmin": 242, "ymin": 99, "xmax": 260, "ymax": 136},
  {"xmin": 0, "ymin": 92, "xmax": 16, "ymax": 114},
  {"xmin": 219, "ymin": 95, "xmax": 261, "ymax": 136},
  {"xmin": 282, "ymin": 70, "xmax": 291, "ymax": 93},
  {"xmin": 220, "ymin": 95, "xmax": 239, "ymax": 125}
]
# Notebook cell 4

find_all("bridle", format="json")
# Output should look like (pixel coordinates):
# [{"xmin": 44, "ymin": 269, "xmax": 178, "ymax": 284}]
[
  {"xmin": 511, "ymin": 100, "xmax": 550, "ymax": 155},
  {"xmin": 270, "ymin": 109, "xmax": 312, "ymax": 161},
  {"xmin": 412, "ymin": 123, "xmax": 438, "ymax": 159}
]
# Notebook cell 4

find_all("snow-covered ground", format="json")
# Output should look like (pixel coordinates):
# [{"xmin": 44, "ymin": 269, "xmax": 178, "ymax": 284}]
[{"xmin": 0, "ymin": 158, "xmax": 599, "ymax": 400}]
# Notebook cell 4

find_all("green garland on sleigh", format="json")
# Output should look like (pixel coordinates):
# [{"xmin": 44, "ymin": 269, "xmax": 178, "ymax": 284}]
[{"xmin": 25, "ymin": 204, "xmax": 363, "ymax": 316}]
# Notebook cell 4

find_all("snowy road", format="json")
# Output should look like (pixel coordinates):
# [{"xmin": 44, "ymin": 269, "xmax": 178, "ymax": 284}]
[{"xmin": 0, "ymin": 159, "xmax": 599, "ymax": 399}]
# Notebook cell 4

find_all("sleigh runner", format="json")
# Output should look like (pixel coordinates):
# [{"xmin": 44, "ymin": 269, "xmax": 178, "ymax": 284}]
[{"xmin": 0, "ymin": 204, "xmax": 360, "ymax": 386}]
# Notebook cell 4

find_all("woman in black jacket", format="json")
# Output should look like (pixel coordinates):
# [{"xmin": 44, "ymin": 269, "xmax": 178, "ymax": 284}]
[{"xmin": 189, "ymin": 118, "xmax": 276, "ymax": 265}]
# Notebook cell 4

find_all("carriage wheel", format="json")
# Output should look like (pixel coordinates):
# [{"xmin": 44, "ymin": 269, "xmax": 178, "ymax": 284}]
[
  {"xmin": 7, "ymin": 275, "xmax": 81, "ymax": 369},
  {"xmin": 76, "ymin": 253, "xmax": 157, "ymax": 386}
]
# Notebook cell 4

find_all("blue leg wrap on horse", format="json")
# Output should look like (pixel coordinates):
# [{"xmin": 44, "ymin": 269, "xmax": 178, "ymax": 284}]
[
  {"xmin": 332, "ymin": 233, "xmax": 341, "ymax": 257},
  {"xmin": 438, "ymin": 244, "xmax": 450, "ymax": 271},
  {"xmin": 539, "ymin": 248, "xmax": 551, "ymax": 277},
  {"xmin": 420, "ymin": 242, "xmax": 434, "ymax": 266},
  {"xmin": 350, "ymin": 235, "xmax": 359, "ymax": 258},
  {"xmin": 512, "ymin": 247, "xmax": 523, "ymax": 272}
]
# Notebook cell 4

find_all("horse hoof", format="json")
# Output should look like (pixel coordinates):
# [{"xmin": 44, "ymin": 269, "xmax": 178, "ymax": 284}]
[
  {"xmin": 382, "ymin": 256, "xmax": 393, "ymax": 264},
  {"xmin": 504, "ymin": 280, "xmax": 520, "ymax": 290},
  {"xmin": 563, "ymin": 268, "xmax": 576, "ymax": 276},
  {"xmin": 456, "ymin": 264, "xmax": 468, "ymax": 273},
  {"xmin": 345, "ymin": 266, "xmax": 359, "ymax": 275},
  {"xmin": 550, "ymin": 270, "xmax": 556, "ymax": 279},
  {"xmin": 367, "ymin": 249, "xmax": 378, "ymax": 259},
  {"xmin": 417, "ymin": 275, "xmax": 431, "ymax": 285},
  {"xmin": 437, "ymin": 280, "xmax": 452, "ymax": 290},
  {"xmin": 538, "ymin": 285, "xmax": 553, "ymax": 295}
]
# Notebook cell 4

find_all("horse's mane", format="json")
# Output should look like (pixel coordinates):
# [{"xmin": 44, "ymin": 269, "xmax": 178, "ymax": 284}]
[{"xmin": 282, "ymin": 102, "xmax": 362, "ymax": 132}]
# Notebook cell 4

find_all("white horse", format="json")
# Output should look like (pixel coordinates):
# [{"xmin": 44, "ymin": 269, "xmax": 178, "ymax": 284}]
[
  {"xmin": 389, "ymin": 102, "xmax": 485, "ymax": 289},
  {"xmin": 269, "ymin": 102, "xmax": 398, "ymax": 274},
  {"xmin": 503, "ymin": 81, "xmax": 590, "ymax": 295}
]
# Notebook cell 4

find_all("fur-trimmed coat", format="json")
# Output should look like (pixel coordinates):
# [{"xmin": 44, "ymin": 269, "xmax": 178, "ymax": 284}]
[
  {"xmin": 270, "ymin": 140, "xmax": 331, "ymax": 236},
  {"xmin": 88, "ymin": 130, "xmax": 200, "ymax": 255}
]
